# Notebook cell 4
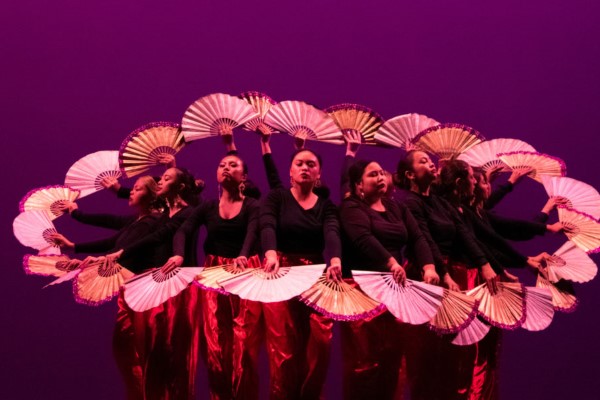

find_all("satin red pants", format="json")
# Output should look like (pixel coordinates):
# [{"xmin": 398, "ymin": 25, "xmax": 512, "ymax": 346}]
[
  {"xmin": 113, "ymin": 281, "xmax": 202, "ymax": 400},
  {"xmin": 231, "ymin": 254, "xmax": 333, "ymax": 400}
]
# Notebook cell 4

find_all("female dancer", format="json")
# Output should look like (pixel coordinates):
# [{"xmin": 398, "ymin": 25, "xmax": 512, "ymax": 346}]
[
  {"xmin": 160, "ymin": 152, "xmax": 261, "ymax": 400},
  {"xmin": 339, "ymin": 159, "xmax": 435, "ymax": 400},
  {"xmin": 260, "ymin": 148, "xmax": 342, "ymax": 400},
  {"xmin": 49, "ymin": 175, "xmax": 161, "ymax": 400}
]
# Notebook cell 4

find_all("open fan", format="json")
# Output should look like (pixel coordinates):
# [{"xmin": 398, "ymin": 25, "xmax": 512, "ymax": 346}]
[
  {"xmin": 124, "ymin": 266, "xmax": 203, "ymax": 312},
  {"xmin": 497, "ymin": 151, "xmax": 566, "ymax": 183},
  {"xmin": 74, "ymin": 258, "xmax": 135, "ymax": 306},
  {"xmin": 218, "ymin": 264, "xmax": 325, "ymax": 303},
  {"xmin": 194, "ymin": 263, "xmax": 245, "ymax": 295},
  {"xmin": 324, "ymin": 104, "xmax": 384, "ymax": 145},
  {"xmin": 542, "ymin": 176, "xmax": 600, "ymax": 219},
  {"xmin": 457, "ymin": 138, "xmax": 536, "ymax": 172},
  {"xmin": 264, "ymin": 100, "xmax": 344, "ymax": 144},
  {"xmin": 19, "ymin": 185, "xmax": 80, "ymax": 220},
  {"xmin": 239, "ymin": 91, "xmax": 279, "ymax": 133},
  {"xmin": 23, "ymin": 254, "xmax": 72, "ymax": 277},
  {"xmin": 521, "ymin": 287, "xmax": 554, "ymax": 331},
  {"xmin": 429, "ymin": 289, "xmax": 479, "ymax": 334},
  {"xmin": 43, "ymin": 267, "xmax": 82, "ymax": 288},
  {"xmin": 64, "ymin": 150, "xmax": 122, "ymax": 198},
  {"xmin": 466, "ymin": 282, "xmax": 526, "ymax": 329},
  {"xmin": 558, "ymin": 206, "xmax": 600, "ymax": 253},
  {"xmin": 13, "ymin": 210, "xmax": 60, "ymax": 255},
  {"xmin": 536, "ymin": 275, "xmax": 578, "ymax": 312},
  {"xmin": 299, "ymin": 276, "xmax": 385, "ymax": 321},
  {"xmin": 411, "ymin": 123, "xmax": 484, "ymax": 159},
  {"xmin": 352, "ymin": 271, "xmax": 444, "ymax": 325},
  {"xmin": 119, "ymin": 121, "xmax": 185, "ymax": 178},
  {"xmin": 451, "ymin": 317, "xmax": 491, "ymax": 346},
  {"xmin": 544, "ymin": 241, "xmax": 598, "ymax": 283},
  {"xmin": 182, "ymin": 93, "xmax": 259, "ymax": 141},
  {"xmin": 373, "ymin": 113, "xmax": 439, "ymax": 150}
]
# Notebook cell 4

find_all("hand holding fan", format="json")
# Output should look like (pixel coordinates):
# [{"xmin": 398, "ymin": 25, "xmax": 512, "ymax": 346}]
[
  {"xmin": 543, "ymin": 241, "xmax": 597, "ymax": 283},
  {"xmin": 536, "ymin": 275, "xmax": 578, "ymax": 312},
  {"xmin": 497, "ymin": 151, "xmax": 566, "ymax": 183},
  {"xmin": 19, "ymin": 185, "xmax": 80, "ymax": 220},
  {"xmin": 324, "ymin": 103, "xmax": 384, "ymax": 145},
  {"xmin": 194, "ymin": 263, "xmax": 245, "ymax": 295},
  {"xmin": 264, "ymin": 100, "xmax": 344, "ymax": 144},
  {"xmin": 64, "ymin": 150, "xmax": 122, "ymax": 198},
  {"xmin": 182, "ymin": 93, "xmax": 259, "ymax": 141},
  {"xmin": 557, "ymin": 206, "xmax": 600, "ymax": 253},
  {"xmin": 13, "ymin": 210, "xmax": 60, "ymax": 255},
  {"xmin": 218, "ymin": 263, "xmax": 325, "ymax": 303},
  {"xmin": 457, "ymin": 138, "xmax": 535, "ymax": 172},
  {"xmin": 542, "ymin": 176, "xmax": 600, "ymax": 219},
  {"xmin": 124, "ymin": 266, "xmax": 203, "ymax": 311},
  {"xmin": 74, "ymin": 258, "xmax": 135, "ymax": 306},
  {"xmin": 299, "ymin": 275, "xmax": 385, "ymax": 321},
  {"xmin": 374, "ymin": 113, "xmax": 439, "ymax": 150},
  {"xmin": 352, "ymin": 271, "xmax": 444, "ymax": 325},
  {"xmin": 239, "ymin": 91, "xmax": 279, "ymax": 133},
  {"xmin": 411, "ymin": 123, "xmax": 484, "ymax": 159},
  {"xmin": 119, "ymin": 122, "xmax": 185, "ymax": 178},
  {"xmin": 23, "ymin": 254, "xmax": 72, "ymax": 277},
  {"xmin": 466, "ymin": 282, "xmax": 526, "ymax": 329}
]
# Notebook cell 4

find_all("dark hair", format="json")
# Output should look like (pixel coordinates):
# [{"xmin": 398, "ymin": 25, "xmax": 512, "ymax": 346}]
[
  {"xmin": 290, "ymin": 148, "xmax": 323, "ymax": 169},
  {"xmin": 172, "ymin": 167, "xmax": 202, "ymax": 206},
  {"xmin": 471, "ymin": 167, "xmax": 487, "ymax": 210},
  {"xmin": 347, "ymin": 159, "xmax": 374, "ymax": 196},
  {"xmin": 394, "ymin": 150, "xmax": 418, "ymax": 190},
  {"xmin": 438, "ymin": 159, "xmax": 472, "ymax": 207}
]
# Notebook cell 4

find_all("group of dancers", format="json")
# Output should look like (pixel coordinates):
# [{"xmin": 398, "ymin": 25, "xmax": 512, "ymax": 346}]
[{"xmin": 14, "ymin": 92, "xmax": 600, "ymax": 400}]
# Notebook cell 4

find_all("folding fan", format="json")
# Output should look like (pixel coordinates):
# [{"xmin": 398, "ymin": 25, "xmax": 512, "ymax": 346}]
[
  {"xmin": 542, "ymin": 176, "xmax": 600, "ymax": 219},
  {"xmin": 451, "ymin": 317, "xmax": 491, "ymax": 346},
  {"xmin": 544, "ymin": 241, "xmax": 598, "ymax": 283},
  {"xmin": 218, "ymin": 264, "xmax": 325, "ymax": 303},
  {"xmin": 557, "ymin": 206, "xmax": 600, "ymax": 253},
  {"xmin": 44, "ymin": 266, "xmax": 82, "ymax": 288},
  {"xmin": 181, "ymin": 93, "xmax": 260, "ymax": 141},
  {"xmin": 536, "ymin": 275, "xmax": 578, "ymax": 312},
  {"xmin": 497, "ymin": 151, "xmax": 566, "ymax": 183},
  {"xmin": 73, "ymin": 258, "xmax": 135, "ymax": 306},
  {"xmin": 19, "ymin": 185, "xmax": 80, "ymax": 220},
  {"xmin": 13, "ymin": 210, "xmax": 60, "ymax": 255},
  {"xmin": 411, "ymin": 123, "xmax": 484, "ymax": 159},
  {"xmin": 23, "ymin": 254, "xmax": 72, "ymax": 277},
  {"xmin": 64, "ymin": 150, "xmax": 122, "ymax": 198},
  {"xmin": 119, "ymin": 121, "xmax": 185, "ymax": 178},
  {"xmin": 457, "ymin": 138, "xmax": 536, "ymax": 172},
  {"xmin": 352, "ymin": 271, "xmax": 444, "ymax": 325},
  {"xmin": 239, "ymin": 91, "xmax": 279, "ymax": 133},
  {"xmin": 429, "ymin": 289, "xmax": 479, "ymax": 334},
  {"xmin": 521, "ymin": 286, "xmax": 554, "ymax": 331},
  {"xmin": 466, "ymin": 282, "xmax": 526, "ymax": 329},
  {"xmin": 299, "ymin": 275, "xmax": 385, "ymax": 321},
  {"xmin": 264, "ymin": 101, "xmax": 344, "ymax": 144},
  {"xmin": 324, "ymin": 104, "xmax": 384, "ymax": 145},
  {"xmin": 124, "ymin": 266, "xmax": 203, "ymax": 311},
  {"xmin": 373, "ymin": 113, "xmax": 439, "ymax": 150},
  {"xmin": 193, "ymin": 263, "xmax": 247, "ymax": 295}
]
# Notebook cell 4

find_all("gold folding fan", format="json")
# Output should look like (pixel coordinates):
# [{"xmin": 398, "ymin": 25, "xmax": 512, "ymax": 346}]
[
  {"xmin": 429, "ymin": 289, "xmax": 479, "ymax": 334},
  {"xmin": 23, "ymin": 254, "xmax": 71, "ymax": 277},
  {"xmin": 73, "ymin": 258, "xmax": 134, "ymax": 306},
  {"xmin": 536, "ymin": 275, "xmax": 578, "ymax": 312},
  {"xmin": 411, "ymin": 123, "xmax": 484, "ymax": 159},
  {"xmin": 466, "ymin": 282, "xmax": 526, "ymax": 329},
  {"xmin": 194, "ymin": 263, "xmax": 246, "ymax": 295},
  {"xmin": 19, "ymin": 185, "xmax": 80, "ymax": 220},
  {"xmin": 324, "ymin": 103, "xmax": 384, "ymax": 145},
  {"xmin": 497, "ymin": 151, "xmax": 566, "ymax": 183},
  {"xmin": 239, "ymin": 91, "xmax": 279, "ymax": 133}
]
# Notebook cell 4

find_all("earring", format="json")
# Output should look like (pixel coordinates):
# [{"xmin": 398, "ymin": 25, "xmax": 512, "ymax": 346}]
[
  {"xmin": 239, "ymin": 181, "xmax": 246, "ymax": 194},
  {"xmin": 315, "ymin": 178, "xmax": 321, "ymax": 188},
  {"xmin": 360, "ymin": 190, "xmax": 365, "ymax": 200}
]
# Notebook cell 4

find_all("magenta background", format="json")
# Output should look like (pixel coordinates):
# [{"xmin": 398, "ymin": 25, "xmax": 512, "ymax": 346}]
[{"xmin": 2, "ymin": 1, "xmax": 600, "ymax": 398}]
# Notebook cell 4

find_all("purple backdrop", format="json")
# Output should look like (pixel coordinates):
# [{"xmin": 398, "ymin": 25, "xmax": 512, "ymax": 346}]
[{"xmin": 3, "ymin": 1, "xmax": 599, "ymax": 398}]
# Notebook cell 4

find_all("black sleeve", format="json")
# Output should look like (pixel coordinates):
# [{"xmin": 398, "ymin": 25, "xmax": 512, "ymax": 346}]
[
  {"xmin": 340, "ymin": 155, "xmax": 355, "ymax": 201},
  {"xmin": 260, "ymin": 189, "xmax": 282, "ymax": 253},
  {"xmin": 485, "ymin": 211, "xmax": 546, "ymax": 241},
  {"xmin": 403, "ymin": 197, "xmax": 447, "ymax": 276},
  {"xmin": 239, "ymin": 200, "xmax": 260, "ymax": 258},
  {"xmin": 533, "ymin": 212, "xmax": 549, "ymax": 224},
  {"xmin": 484, "ymin": 182, "xmax": 513, "ymax": 210},
  {"xmin": 400, "ymin": 205, "xmax": 435, "ymax": 269},
  {"xmin": 71, "ymin": 209, "xmax": 134, "ymax": 230},
  {"xmin": 262, "ymin": 154, "xmax": 283, "ymax": 190},
  {"xmin": 322, "ymin": 200, "xmax": 342, "ymax": 263},
  {"xmin": 74, "ymin": 235, "xmax": 119, "ymax": 254},
  {"xmin": 116, "ymin": 187, "xmax": 131, "ymax": 199},
  {"xmin": 340, "ymin": 200, "xmax": 393, "ymax": 267},
  {"xmin": 172, "ymin": 204, "xmax": 208, "ymax": 257}
]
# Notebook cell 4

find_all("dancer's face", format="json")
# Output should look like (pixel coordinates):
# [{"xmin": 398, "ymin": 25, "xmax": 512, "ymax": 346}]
[
  {"xmin": 357, "ymin": 162, "xmax": 387, "ymax": 198},
  {"xmin": 464, "ymin": 166, "xmax": 477, "ymax": 196},
  {"xmin": 129, "ymin": 178, "xmax": 151, "ymax": 207},
  {"xmin": 410, "ymin": 151, "xmax": 437, "ymax": 182},
  {"xmin": 217, "ymin": 155, "xmax": 246, "ymax": 185},
  {"xmin": 290, "ymin": 150, "xmax": 321, "ymax": 186},
  {"xmin": 157, "ymin": 168, "xmax": 179, "ymax": 197}
]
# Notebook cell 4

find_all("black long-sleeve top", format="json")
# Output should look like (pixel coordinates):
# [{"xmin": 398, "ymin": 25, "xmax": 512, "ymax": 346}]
[
  {"xmin": 71, "ymin": 209, "xmax": 135, "ymax": 230},
  {"xmin": 262, "ymin": 153, "xmax": 284, "ymax": 190},
  {"xmin": 173, "ymin": 197, "xmax": 259, "ymax": 259},
  {"xmin": 260, "ymin": 187, "xmax": 341, "ymax": 263},
  {"xmin": 340, "ymin": 196, "xmax": 434, "ymax": 273},
  {"xmin": 483, "ymin": 210, "xmax": 547, "ymax": 241},
  {"xmin": 485, "ymin": 183, "xmax": 550, "ymax": 223},
  {"xmin": 401, "ymin": 191, "xmax": 489, "ymax": 273},
  {"xmin": 118, "ymin": 206, "xmax": 199, "ymax": 271},
  {"xmin": 339, "ymin": 155, "xmax": 354, "ymax": 200}
]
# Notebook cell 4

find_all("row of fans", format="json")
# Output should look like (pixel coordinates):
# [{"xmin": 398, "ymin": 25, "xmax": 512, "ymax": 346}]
[{"xmin": 13, "ymin": 91, "xmax": 600, "ymax": 345}]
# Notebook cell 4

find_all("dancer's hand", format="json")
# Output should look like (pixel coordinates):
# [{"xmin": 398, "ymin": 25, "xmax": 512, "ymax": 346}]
[
  {"xmin": 501, "ymin": 270, "xmax": 519, "ymax": 283},
  {"xmin": 263, "ymin": 250, "xmax": 279, "ymax": 274},
  {"xmin": 390, "ymin": 263, "xmax": 406, "ymax": 285},
  {"xmin": 80, "ymin": 255, "xmax": 103, "ymax": 269},
  {"xmin": 49, "ymin": 233, "xmax": 74, "ymax": 249},
  {"xmin": 234, "ymin": 256, "xmax": 248, "ymax": 271},
  {"xmin": 485, "ymin": 165, "xmax": 504, "ymax": 184},
  {"xmin": 221, "ymin": 130, "xmax": 236, "ymax": 152},
  {"xmin": 100, "ymin": 176, "xmax": 121, "ymax": 193},
  {"xmin": 63, "ymin": 259, "xmax": 82, "ymax": 272},
  {"xmin": 481, "ymin": 263, "xmax": 499, "ymax": 294},
  {"xmin": 546, "ymin": 221, "xmax": 564, "ymax": 234},
  {"xmin": 157, "ymin": 153, "xmax": 176, "ymax": 167},
  {"xmin": 541, "ymin": 196, "xmax": 568, "ymax": 214},
  {"xmin": 161, "ymin": 255, "xmax": 183, "ymax": 274},
  {"xmin": 422, "ymin": 264, "xmax": 440, "ymax": 285},
  {"xmin": 326, "ymin": 258, "xmax": 342, "ymax": 282},
  {"xmin": 508, "ymin": 167, "xmax": 534, "ymax": 185},
  {"xmin": 343, "ymin": 129, "xmax": 361, "ymax": 157},
  {"xmin": 106, "ymin": 249, "xmax": 123, "ymax": 263},
  {"xmin": 55, "ymin": 200, "xmax": 78, "ymax": 214},
  {"xmin": 443, "ymin": 273, "xmax": 461, "ymax": 291}
]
